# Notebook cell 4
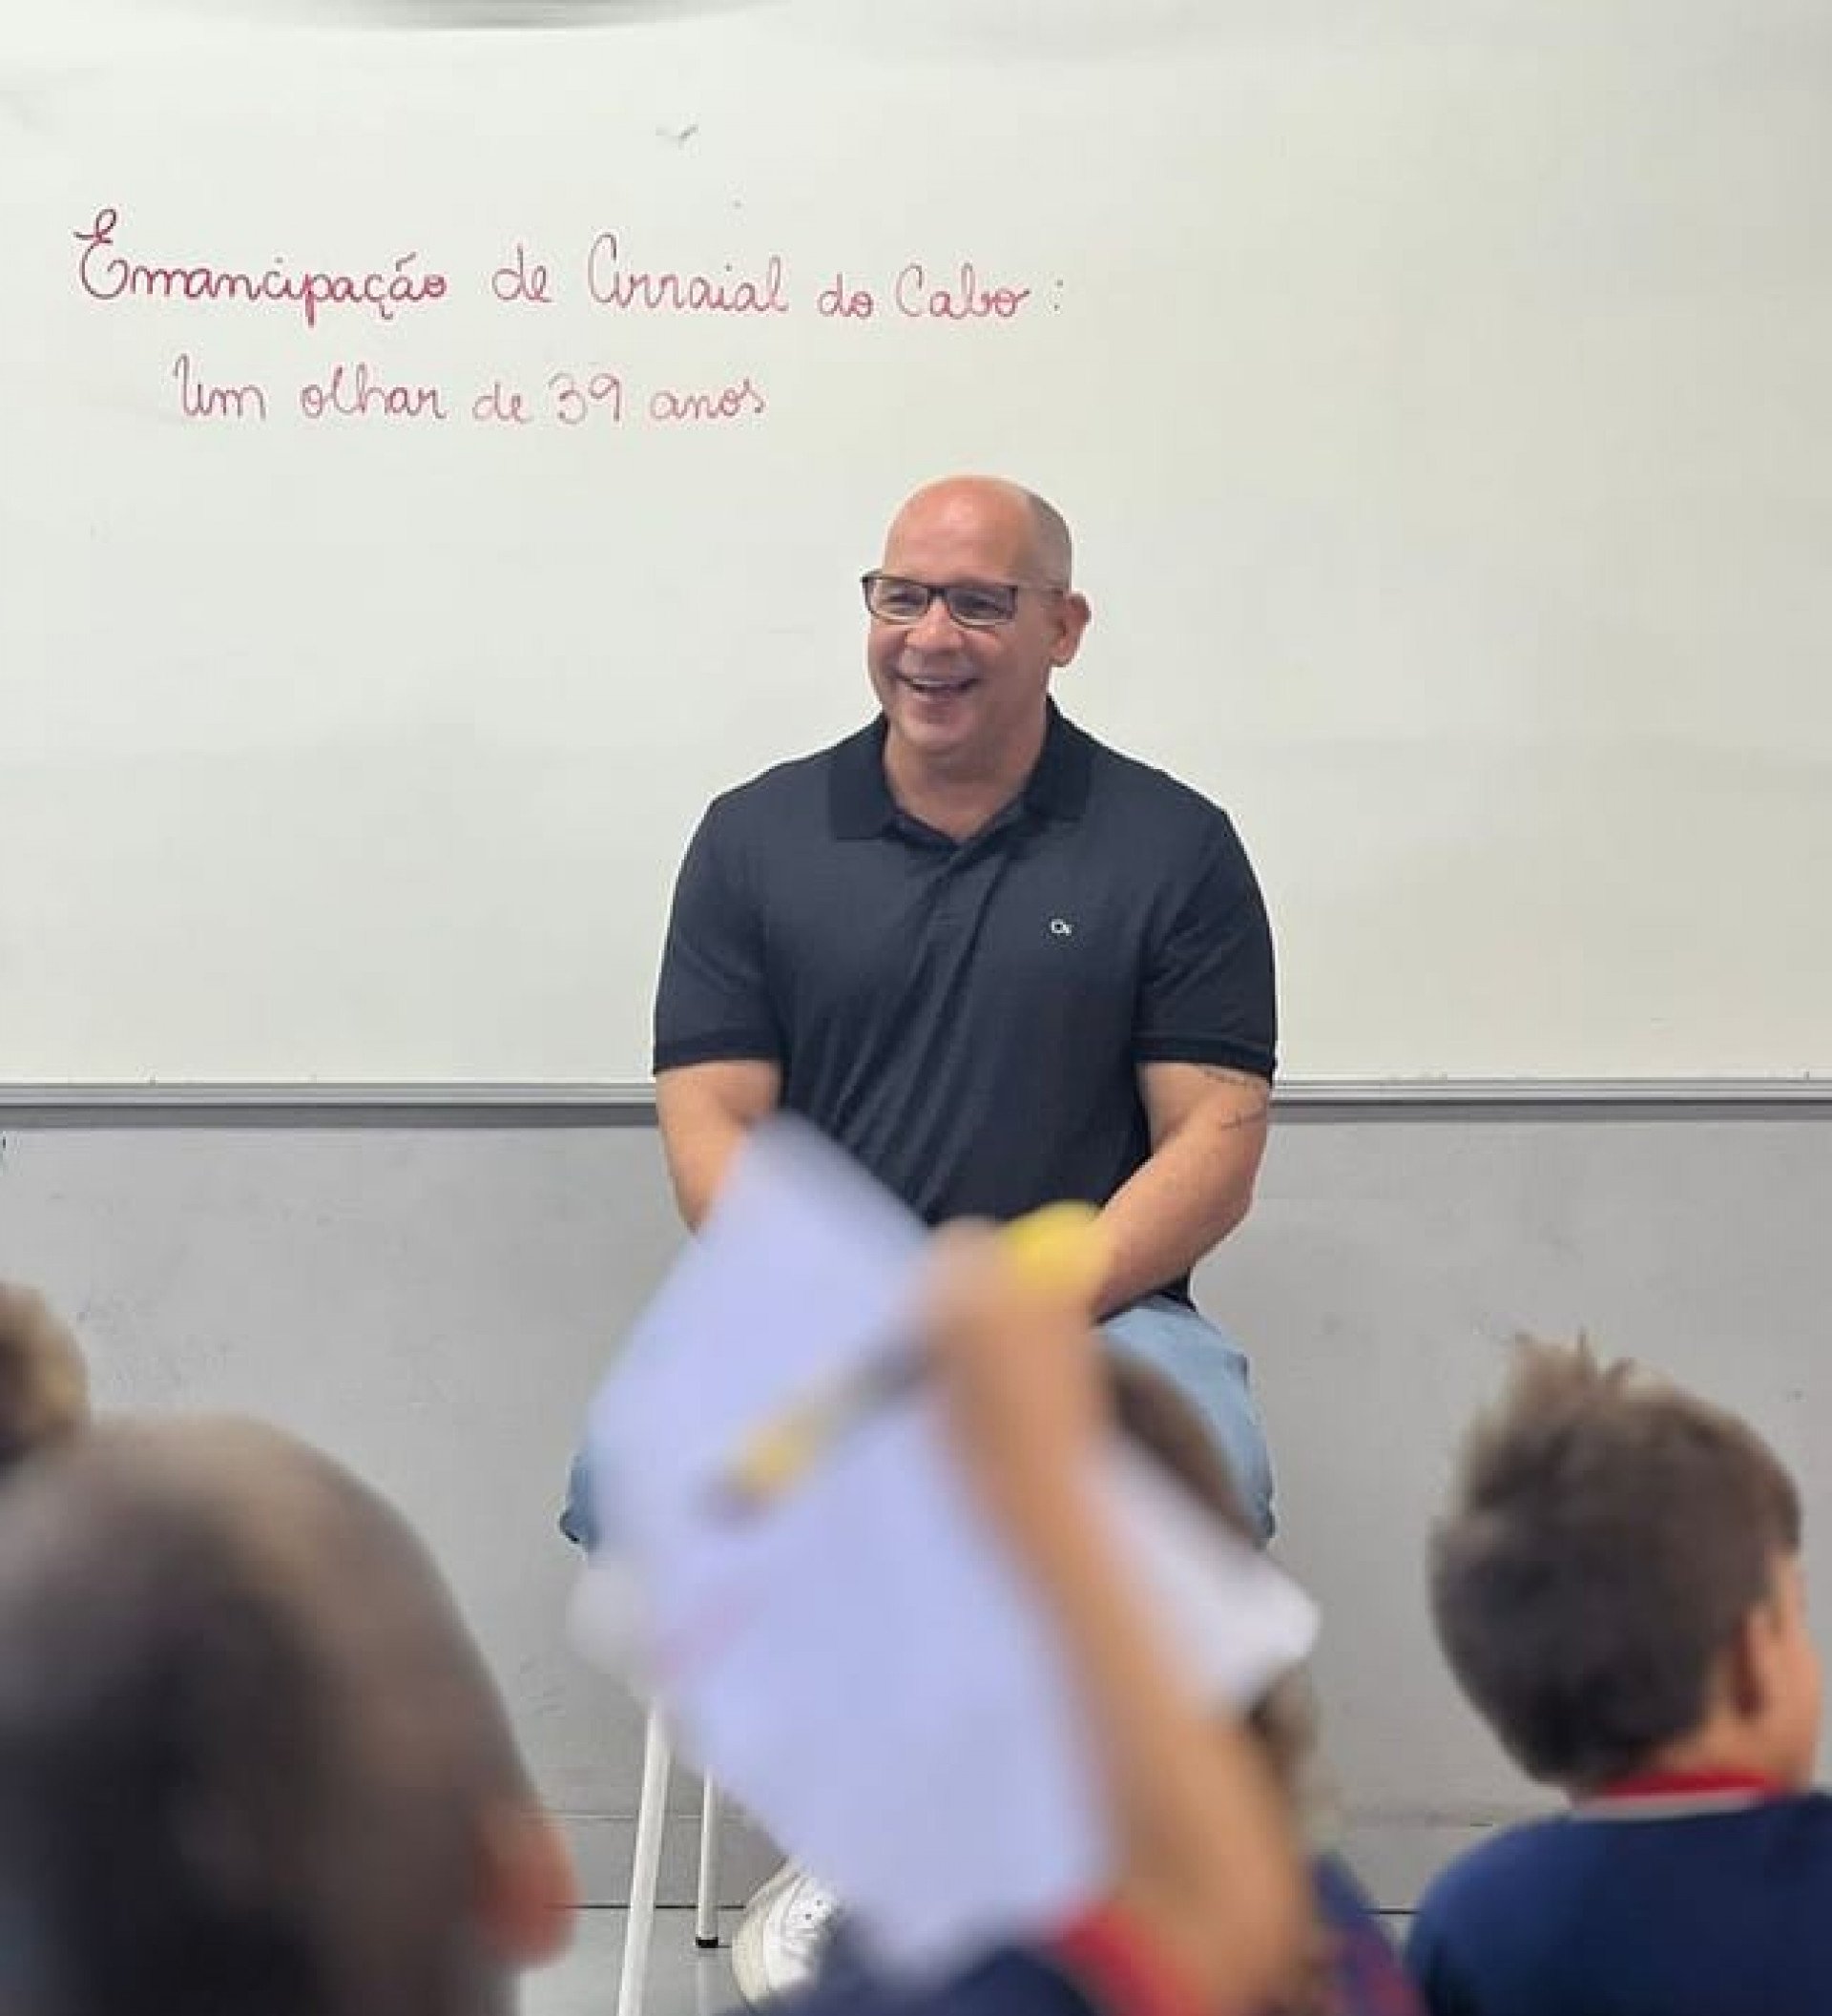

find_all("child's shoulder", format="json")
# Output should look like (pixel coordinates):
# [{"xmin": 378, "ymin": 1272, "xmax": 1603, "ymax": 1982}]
[
  {"xmin": 1716, "ymin": 1785, "xmax": 1832, "ymax": 1861},
  {"xmin": 1764, "ymin": 1786, "xmax": 1832, "ymax": 1824},
  {"xmin": 1408, "ymin": 1794, "xmax": 1832, "ymax": 2016},
  {"xmin": 1410, "ymin": 1813, "xmax": 1580, "ymax": 1937},
  {"xmin": 1415, "ymin": 1790, "xmax": 1832, "ymax": 1939}
]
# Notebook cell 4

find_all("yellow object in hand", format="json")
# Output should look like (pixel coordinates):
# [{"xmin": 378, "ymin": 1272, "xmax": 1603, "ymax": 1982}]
[
  {"xmin": 718, "ymin": 1353, "xmax": 924, "ymax": 1510},
  {"xmin": 998, "ymin": 1199, "xmax": 1109, "ymax": 1305},
  {"xmin": 712, "ymin": 1201, "xmax": 1107, "ymax": 1515}
]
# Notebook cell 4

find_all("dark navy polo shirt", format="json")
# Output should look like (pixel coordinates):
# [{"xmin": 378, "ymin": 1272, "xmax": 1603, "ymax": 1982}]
[
  {"xmin": 653, "ymin": 703, "xmax": 1275, "ymax": 1294},
  {"xmin": 1407, "ymin": 1793, "xmax": 1832, "ymax": 2016}
]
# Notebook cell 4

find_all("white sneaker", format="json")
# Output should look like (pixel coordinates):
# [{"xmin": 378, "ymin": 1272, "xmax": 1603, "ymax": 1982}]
[{"xmin": 730, "ymin": 1861, "xmax": 841, "ymax": 2006}]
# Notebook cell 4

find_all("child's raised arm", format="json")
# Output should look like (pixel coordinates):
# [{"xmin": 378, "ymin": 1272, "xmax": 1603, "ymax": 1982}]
[{"xmin": 923, "ymin": 1225, "xmax": 1304, "ymax": 2014}]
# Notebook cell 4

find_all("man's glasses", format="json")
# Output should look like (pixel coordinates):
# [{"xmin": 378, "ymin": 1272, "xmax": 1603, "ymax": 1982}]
[{"xmin": 861, "ymin": 572, "xmax": 1065, "ymax": 631}]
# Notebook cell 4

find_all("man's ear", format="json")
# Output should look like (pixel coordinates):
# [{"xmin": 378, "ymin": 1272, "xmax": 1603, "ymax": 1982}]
[
  {"xmin": 474, "ymin": 1804, "xmax": 578, "ymax": 1964},
  {"xmin": 1051, "ymin": 592, "xmax": 1093, "ymax": 667}
]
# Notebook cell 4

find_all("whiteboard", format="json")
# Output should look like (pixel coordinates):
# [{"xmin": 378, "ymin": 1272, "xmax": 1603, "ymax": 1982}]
[{"xmin": 3, "ymin": 0, "xmax": 1830, "ymax": 1087}]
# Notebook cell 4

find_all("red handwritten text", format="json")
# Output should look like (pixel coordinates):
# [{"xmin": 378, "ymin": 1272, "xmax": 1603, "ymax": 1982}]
[
  {"xmin": 75, "ymin": 208, "xmax": 448, "ymax": 330},
  {"xmin": 586, "ymin": 232, "xmax": 789, "ymax": 315},
  {"xmin": 473, "ymin": 378, "xmax": 533, "ymax": 425},
  {"xmin": 893, "ymin": 260, "xmax": 1031, "ymax": 322},
  {"xmin": 647, "ymin": 375, "xmax": 767, "ymax": 423},
  {"xmin": 549, "ymin": 370, "xmax": 624, "ymax": 426},
  {"xmin": 465, "ymin": 368, "xmax": 770, "ymax": 428},
  {"xmin": 818, "ymin": 272, "xmax": 875, "ymax": 320},
  {"xmin": 299, "ymin": 362, "xmax": 449, "ymax": 422},
  {"xmin": 492, "ymin": 240, "xmax": 553, "ymax": 305},
  {"xmin": 171, "ymin": 350, "xmax": 268, "ymax": 422}
]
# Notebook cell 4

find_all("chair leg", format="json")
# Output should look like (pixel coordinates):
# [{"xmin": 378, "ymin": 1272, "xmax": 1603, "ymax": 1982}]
[
  {"xmin": 694, "ymin": 1776, "xmax": 722, "ymax": 1949},
  {"xmin": 616, "ymin": 1708, "xmax": 673, "ymax": 2016}
]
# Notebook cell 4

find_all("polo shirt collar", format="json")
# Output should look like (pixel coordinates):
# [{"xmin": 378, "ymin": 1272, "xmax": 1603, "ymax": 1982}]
[
  {"xmin": 1575, "ymin": 1768, "xmax": 1791, "ymax": 1819},
  {"xmin": 827, "ymin": 699, "xmax": 1093, "ymax": 839}
]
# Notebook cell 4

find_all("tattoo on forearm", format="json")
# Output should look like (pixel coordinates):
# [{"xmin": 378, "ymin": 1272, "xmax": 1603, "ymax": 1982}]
[{"xmin": 1196, "ymin": 1065, "xmax": 1272, "ymax": 1128}]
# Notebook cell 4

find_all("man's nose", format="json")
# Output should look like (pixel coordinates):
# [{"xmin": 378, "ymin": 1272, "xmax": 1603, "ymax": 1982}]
[{"xmin": 906, "ymin": 592, "xmax": 965, "ymax": 647}]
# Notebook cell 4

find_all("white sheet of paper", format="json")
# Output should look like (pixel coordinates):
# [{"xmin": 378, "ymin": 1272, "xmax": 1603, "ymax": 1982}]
[{"xmin": 579, "ymin": 1117, "xmax": 1318, "ymax": 1975}]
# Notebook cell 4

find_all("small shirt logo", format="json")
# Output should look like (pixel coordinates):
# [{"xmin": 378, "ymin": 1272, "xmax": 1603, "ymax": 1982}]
[{"xmin": 1049, "ymin": 917, "xmax": 1074, "ymax": 938}]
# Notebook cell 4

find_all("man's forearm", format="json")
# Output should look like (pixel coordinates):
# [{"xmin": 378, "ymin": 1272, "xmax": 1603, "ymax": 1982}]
[
  {"xmin": 654, "ymin": 1066, "xmax": 782, "ymax": 1230},
  {"xmin": 1093, "ymin": 1117, "xmax": 1262, "ymax": 1315},
  {"xmin": 660, "ymin": 1112, "xmax": 759, "ymax": 1229}
]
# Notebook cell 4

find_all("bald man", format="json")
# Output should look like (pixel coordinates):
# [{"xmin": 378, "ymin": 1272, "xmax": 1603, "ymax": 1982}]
[
  {"xmin": 568, "ymin": 475, "xmax": 1279, "ymax": 2001},
  {"xmin": 0, "ymin": 1416, "xmax": 573, "ymax": 2016}
]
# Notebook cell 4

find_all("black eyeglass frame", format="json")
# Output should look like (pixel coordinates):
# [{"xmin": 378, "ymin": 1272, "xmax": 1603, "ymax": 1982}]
[{"xmin": 860, "ymin": 571, "xmax": 1068, "ymax": 630}]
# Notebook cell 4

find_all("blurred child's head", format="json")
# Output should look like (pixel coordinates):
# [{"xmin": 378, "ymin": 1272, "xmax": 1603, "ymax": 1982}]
[
  {"xmin": 0, "ymin": 1415, "xmax": 572, "ymax": 2016},
  {"xmin": 0, "ymin": 1280, "xmax": 89, "ymax": 1476},
  {"xmin": 1106, "ymin": 1358, "xmax": 1334, "ymax": 2016},
  {"xmin": 1106, "ymin": 1355, "xmax": 1318, "ymax": 1798},
  {"xmin": 1429, "ymin": 1339, "xmax": 1819, "ymax": 1796}
]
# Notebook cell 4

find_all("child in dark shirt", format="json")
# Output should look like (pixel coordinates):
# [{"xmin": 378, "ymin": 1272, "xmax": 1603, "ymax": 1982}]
[{"xmin": 1408, "ymin": 1340, "xmax": 1826, "ymax": 2016}]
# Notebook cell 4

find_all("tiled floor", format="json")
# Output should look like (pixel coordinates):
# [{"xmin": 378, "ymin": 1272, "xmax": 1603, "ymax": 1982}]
[{"xmin": 527, "ymin": 1909, "xmax": 743, "ymax": 2016}]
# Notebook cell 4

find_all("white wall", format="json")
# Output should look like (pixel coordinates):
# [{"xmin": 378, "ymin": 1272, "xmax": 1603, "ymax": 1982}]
[{"xmin": 7, "ymin": 1, "xmax": 1832, "ymax": 1082}]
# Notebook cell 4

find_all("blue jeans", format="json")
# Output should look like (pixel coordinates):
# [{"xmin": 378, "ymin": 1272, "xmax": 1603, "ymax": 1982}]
[
  {"xmin": 1100, "ymin": 1294, "xmax": 1274, "ymax": 1544},
  {"xmin": 559, "ymin": 1293, "xmax": 1272, "ymax": 1550}
]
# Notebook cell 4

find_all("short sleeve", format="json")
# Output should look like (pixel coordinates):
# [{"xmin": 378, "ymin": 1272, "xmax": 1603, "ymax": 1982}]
[
  {"xmin": 1133, "ymin": 812, "xmax": 1277, "ymax": 1080},
  {"xmin": 652, "ymin": 800, "xmax": 783, "ymax": 1073}
]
